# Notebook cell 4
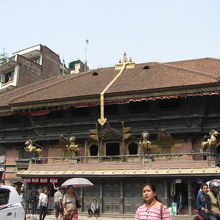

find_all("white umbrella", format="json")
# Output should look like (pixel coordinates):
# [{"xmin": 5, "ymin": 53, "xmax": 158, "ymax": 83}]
[
  {"xmin": 206, "ymin": 179, "xmax": 220, "ymax": 187},
  {"xmin": 61, "ymin": 178, "xmax": 94, "ymax": 188}
]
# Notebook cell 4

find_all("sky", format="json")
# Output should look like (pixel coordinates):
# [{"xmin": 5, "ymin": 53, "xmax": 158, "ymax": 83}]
[{"xmin": 1, "ymin": 0, "xmax": 220, "ymax": 69}]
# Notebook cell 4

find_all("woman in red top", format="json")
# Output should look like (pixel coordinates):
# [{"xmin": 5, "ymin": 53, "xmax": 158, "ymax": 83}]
[{"xmin": 135, "ymin": 183, "xmax": 171, "ymax": 220}]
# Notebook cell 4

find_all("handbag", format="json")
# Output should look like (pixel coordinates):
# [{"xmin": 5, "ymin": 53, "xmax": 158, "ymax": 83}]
[{"xmin": 76, "ymin": 199, "xmax": 81, "ymax": 208}]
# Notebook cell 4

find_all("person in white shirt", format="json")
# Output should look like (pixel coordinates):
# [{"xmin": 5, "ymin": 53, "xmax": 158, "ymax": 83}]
[
  {"xmin": 88, "ymin": 199, "xmax": 99, "ymax": 217},
  {"xmin": 54, "ymin": 187, "xmax": 64, "ymax": 220},
  {"xmin": 38, "ymin": 188, "xmax": 49, "ymax": 220}
]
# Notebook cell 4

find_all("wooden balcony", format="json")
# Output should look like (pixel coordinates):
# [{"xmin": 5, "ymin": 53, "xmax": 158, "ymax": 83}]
[
  {"xmin": 15, "ymin": 159, "xmax": 30, "ymax": 169},
  {"xmin": 26, "ymin": 152, "xmax": 215, "ymax": 172}
]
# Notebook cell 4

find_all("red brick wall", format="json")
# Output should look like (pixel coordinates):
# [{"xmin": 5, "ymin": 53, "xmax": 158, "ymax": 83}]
[
  {"xmin": 6, "ymin": 147, "xmax": 19, "ymax": 165},
  {"xmin": 5, "ymin": 147, "xmax": 19, "ymax": 183},
  {"xmin": 17, "ymin": 55, "xmax": 42, "ymax": 87},
  {"xmin": 175, "ymin": 138, "xmax": 192, "ymax": 153}
]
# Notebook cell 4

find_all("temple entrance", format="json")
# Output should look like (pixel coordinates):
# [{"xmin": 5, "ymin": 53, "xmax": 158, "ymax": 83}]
[
  {"xmin": 103, "ymin": 182, "xmax": 120, "ymax": 213},
  {"xmin": 106, "ymin": 143, "xmax": 120, "ymax": 156}
]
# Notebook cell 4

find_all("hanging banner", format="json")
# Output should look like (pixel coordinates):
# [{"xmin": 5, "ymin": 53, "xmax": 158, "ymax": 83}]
[
  {"xmin": 32, "ymin": 178, "xmax": 39, "ymax": 183},
  {"xmin": 23, "ymin": 178, "xmax": 31, "ymax": 183},
  {"xmin": 0, "ymin": 156, "xmax": 5, "ymax": 164},
  {"xmin": 50, "ymin": 178, "xmax": 58, "ymax": 183},
  {"xmin": 40, "ymin": 178, "xmax": 47, "ymax": 183},
  {"xmin": 1, "ymin": 172, "xmax": 5, "ymax": 180}
]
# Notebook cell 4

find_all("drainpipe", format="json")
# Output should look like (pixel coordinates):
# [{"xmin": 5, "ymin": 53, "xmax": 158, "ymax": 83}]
[{"xmin": 98, "ymin": 63, "xmax": 127, "ymax": 126}]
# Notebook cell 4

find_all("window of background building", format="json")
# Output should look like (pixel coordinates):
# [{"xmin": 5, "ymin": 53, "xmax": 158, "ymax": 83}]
[
  {"xmin": 1, "ymin": 70, "xmax": 14, "ymax": 84},
  {"xmin": 31, "ymin": 56, "xmax": 40, "ymax": 64}
]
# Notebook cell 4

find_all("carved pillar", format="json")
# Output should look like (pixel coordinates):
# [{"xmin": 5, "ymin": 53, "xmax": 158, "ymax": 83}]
[
  {"xmin": 100, "ymin": 182, "xmax": 103, "ymax": 213},
  {"xmin": 119, "ymin": 181, "xmax": 124, "ymax": 213},
  {"xmin": 187, "ymin": 180, "xmax": 192, "ymax": 215}
]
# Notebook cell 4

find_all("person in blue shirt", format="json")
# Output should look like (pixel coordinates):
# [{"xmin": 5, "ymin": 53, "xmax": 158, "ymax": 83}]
[{"xmin": 196, "ymin": 183, "xmax": 212, "ymax": 220}]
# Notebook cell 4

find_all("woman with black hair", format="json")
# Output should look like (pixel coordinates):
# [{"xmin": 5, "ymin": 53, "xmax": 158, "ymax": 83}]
[
  {"xmin": 135, "ymin": 183, "xmax": 171, "ymax": 220},
  {"xmin": 62, "ymin": 185, "xmax": 79, "ymax": 220},
  {"xmin": 195, "ymin": 183, "xmax": 212, "ymax": 220},
  {"xmin": 38, "ymin": 187, "xmax": 48, "ymax": 220}
]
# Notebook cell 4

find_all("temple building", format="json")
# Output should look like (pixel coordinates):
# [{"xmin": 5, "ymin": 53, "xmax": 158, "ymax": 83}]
[{"xmin": 0, "ymin": 48, "xmax": 220, "ymax": 215}]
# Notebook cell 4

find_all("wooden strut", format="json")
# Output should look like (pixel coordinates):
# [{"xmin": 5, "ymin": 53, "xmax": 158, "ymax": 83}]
[{"xmin": 98, "ymin": 63, "xmax": 127, "ymax": 126}]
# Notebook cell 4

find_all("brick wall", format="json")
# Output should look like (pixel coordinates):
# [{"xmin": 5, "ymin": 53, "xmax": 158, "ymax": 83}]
[
  {"xmin": 5, "ymin": 147, "xmax": 19, "ymax": 183},
  {"xmin": 17, "ymin": 55, "xmax": 42, "ymax": 87},
  {"xmin": 42, "ymin": 46, "xmax": 60, "ymax": 78}
]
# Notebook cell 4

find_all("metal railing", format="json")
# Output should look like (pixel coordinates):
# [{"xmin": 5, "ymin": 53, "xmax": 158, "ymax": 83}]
[{"xmin": 29, "ymin": 152, "xmax": 213, "ymax": 165}]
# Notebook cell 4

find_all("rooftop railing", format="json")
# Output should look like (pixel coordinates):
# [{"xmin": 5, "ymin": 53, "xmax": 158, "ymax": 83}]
[{"xmin": 29, "ymin": 152, "xmax": 214, "ymax": 165}]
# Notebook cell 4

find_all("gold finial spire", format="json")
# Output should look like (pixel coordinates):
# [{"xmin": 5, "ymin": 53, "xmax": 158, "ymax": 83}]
[{"xmin": 115, "ymin": 52, "xmax": 135, "ymax": 70}]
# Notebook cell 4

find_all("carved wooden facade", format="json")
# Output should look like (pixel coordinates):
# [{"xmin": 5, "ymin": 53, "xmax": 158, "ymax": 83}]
[{"xmin": 1, "ymin": 54, "xmax": 220, "ymax": 215}]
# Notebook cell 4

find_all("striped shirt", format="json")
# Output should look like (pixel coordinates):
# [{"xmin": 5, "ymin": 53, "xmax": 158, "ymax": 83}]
[{"xmin": 135, "ymin": 204, "xmax": 171, "ymax": 220}]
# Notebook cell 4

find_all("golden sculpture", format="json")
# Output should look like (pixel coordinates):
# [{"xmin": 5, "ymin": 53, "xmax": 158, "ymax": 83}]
[
  {"xmin": 156, "ymin": 129, "xmax": 174, "ymax": 154},
  {"xmin": 139, "ymin": 131, "xmax": 151, "ymax": 154},
  {"xmin": 201, "ymin": 130, "xmax": 219, "ymax": 150},
  {"xmin": 60, "ymin": 135, "xmax": 80, "ymax": 158},
  {"xmin": 24, "ymin": 139, "xmax": 43, "ymax": 156}
]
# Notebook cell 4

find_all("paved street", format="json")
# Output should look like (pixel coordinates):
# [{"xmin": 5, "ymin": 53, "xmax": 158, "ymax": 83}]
[{"xmin": 26, "ymin": 214, "xmax": 193, "ymax": 220}]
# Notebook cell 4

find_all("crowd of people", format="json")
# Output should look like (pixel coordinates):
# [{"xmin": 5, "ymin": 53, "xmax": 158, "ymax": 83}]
[
  {"xmin": 195, "ymin": 180, "xmax": 220, "ymax": 220},
  {"xmin": 24, "ymin": 183, "xmax": 99, "ymax": 220},
  {"xmin": 12, "ymin": 179, "xmax": 220, "ymax": 220}
]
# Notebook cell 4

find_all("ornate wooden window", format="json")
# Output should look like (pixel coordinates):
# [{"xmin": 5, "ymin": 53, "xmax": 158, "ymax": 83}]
[
  {"xmin": 158, "ymin": 99, "xmax": 181, "ymax": 111},
  {"xmin": 128, "ymin": 143, "xmax": 138, "ymax": 155},
  {"xmin": 90, "ymin": 144, "xmax": 98, "ymax": 156},
  {"xmin": 106, "ymin": 143, "xmax": 120, "ymax": 156},
  {"xmin": 105, "ymin": 104, "xmax": 118, "ymax": 116},
  {"xmin": 47, "ymin": 110, "xmax": 63, "ymax": 119},
  {"xmin": 70, "ymin": 107, "xmax": 89, "ymax": 117},
  {"xmin": 128, "ymin": 101, "xmax": 149, "ymax": 113}
]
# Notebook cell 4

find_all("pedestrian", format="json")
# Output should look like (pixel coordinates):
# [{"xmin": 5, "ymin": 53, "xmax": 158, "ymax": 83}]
[
  {"xmin": 196, "ymin": 183, "xmax": 212, "ymax": 220},
  {"xmin": 63, "ymin": 185, "xmax": 79, "ymax": 220},
  {"xmin": 38, "ymin": 187, "xmax": 49, "ymax": 220},
  {"xmin": 88, "ymin": 199, "xmax": 99, "ymax": 217},
  {"xmin": 54, "ymin": 186, "xmax": 64, "ymax": 220},
  {"xmin": 135, "ymin": 183, "xmax": 171, "ymax": 220},
  {"xmin": 26, "ymin": 185, "xmax": 32, "ymax": 214},
  {"xmin": 175, "ymin": 191, "xmax": 185, "ymax": 214},
  {"xmin": 31, "ymin": 186, "xmax": 39, "ymax": 215},
  {"xmin": 207, "ymin": 180, "xmax": 220, "ymax": 219}
]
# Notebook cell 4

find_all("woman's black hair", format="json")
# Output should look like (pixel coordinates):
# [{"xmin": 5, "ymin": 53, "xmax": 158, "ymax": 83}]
[
  {"xmin": 67, "ymin": 185, "xmax": 74, "ymax": 190},
  {"xmin": 143, "ymin": 183, "xmax": 157, "ymax": 193},
  {"xmin": 143, "ymin": 183, "xmax": 162, "ymax": 202}
]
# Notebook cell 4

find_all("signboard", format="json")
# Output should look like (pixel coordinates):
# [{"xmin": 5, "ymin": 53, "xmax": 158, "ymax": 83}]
[
  {"xmin": 32, "ymin": 178, "xmax": 39, "ymax": 183},
  {"xmin": 1, "ymin": 172, "xmax": 5, "ymax": 180},
  {"xmin": 175, "ymin": 179, "xmax": 181, "ymax": 184},
  {"xmin": 23, "ymin": 178, "xmax": 31, "ymax": 183},
  {"xmin": 50, "ymin": 178, "xmax": 58, "ymax": 183},
  {"xmin": 40, "ymin": 178, "xmax": 47, "ymax": 183},
  {"xmin": 0, "ymin": 156, "xmax": 5, "ymax": 164}
]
